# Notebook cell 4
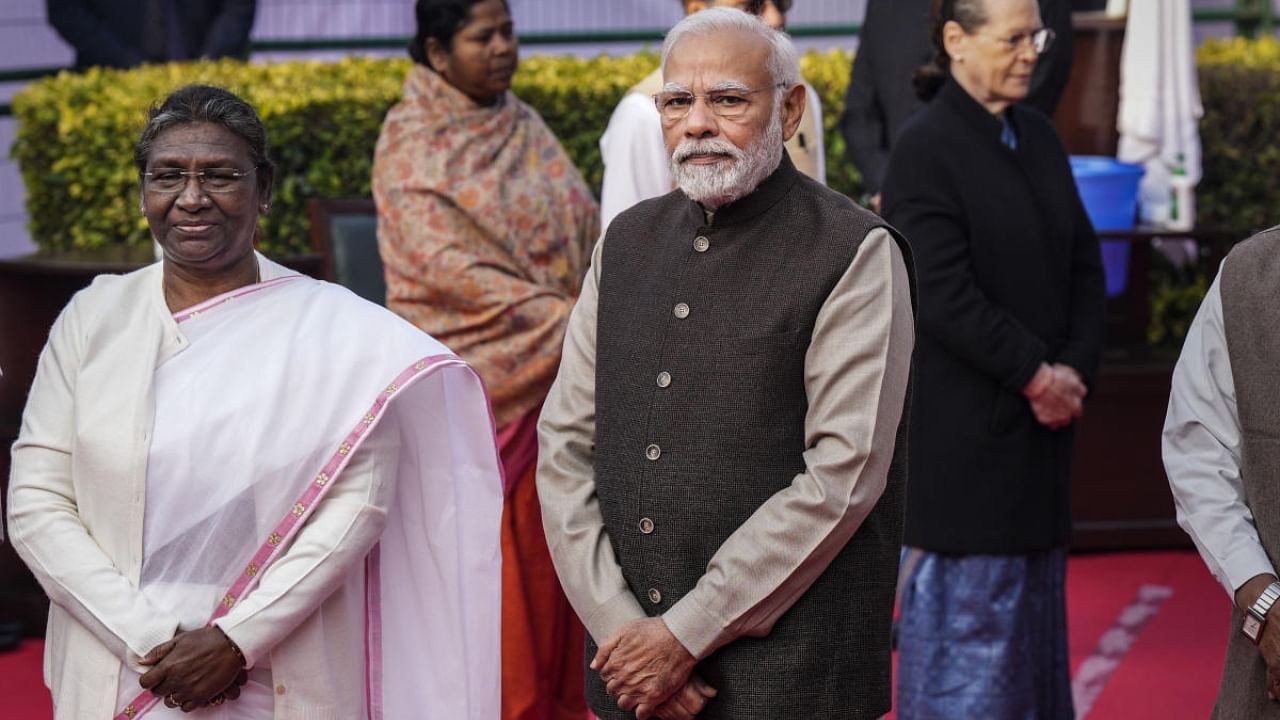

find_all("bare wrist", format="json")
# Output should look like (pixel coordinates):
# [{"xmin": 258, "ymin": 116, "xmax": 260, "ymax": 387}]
[{"xmin": 1236, "ymin": 575, "xmax": 1278, "ymax": 611}]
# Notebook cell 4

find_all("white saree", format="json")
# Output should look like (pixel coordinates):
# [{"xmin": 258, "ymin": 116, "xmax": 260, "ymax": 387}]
[{"xmin": 111, "ymin": 268, "xmax": 503, "ymax": 719}]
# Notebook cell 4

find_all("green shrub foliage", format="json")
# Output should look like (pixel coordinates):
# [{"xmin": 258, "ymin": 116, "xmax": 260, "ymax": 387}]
[
  {"xmin": 1197, "ymin": 37, "xmax": 1280, "ymax": 235},
  {"xmin": 11, "ymin": 50, "xmax": 857, "ymax": 255},
  {"xmin": 18, "ymin": 40, "xmax": 1279, "ymax": 350}
]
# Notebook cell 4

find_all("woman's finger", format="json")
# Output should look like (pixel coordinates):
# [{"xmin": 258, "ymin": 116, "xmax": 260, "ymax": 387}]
[{"xmin": 139, "ymin": 640, "xmax": 176, "ymax": 666}]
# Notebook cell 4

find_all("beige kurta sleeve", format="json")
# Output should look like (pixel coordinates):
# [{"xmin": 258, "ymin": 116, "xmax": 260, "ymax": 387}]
[
  {"xmin": 537, "ymin": 237, "xmax": 648, "ymax": 645},
  {"xmin": 661, "ymin": 228, "xmax": 914, "ymax": 658}
]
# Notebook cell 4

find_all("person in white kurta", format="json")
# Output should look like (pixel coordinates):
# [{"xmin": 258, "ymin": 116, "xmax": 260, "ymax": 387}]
[
  {"xmin": 598, "ymin": 0, "xmax": 826, "ymax": 231},
  {"xmin": 1163, "ymin": 274, "xmax": 1275, "ymax": 600},
  {"xmin": 1163, "ymin": 236, "xmax": 1280, "ymax": 715}
]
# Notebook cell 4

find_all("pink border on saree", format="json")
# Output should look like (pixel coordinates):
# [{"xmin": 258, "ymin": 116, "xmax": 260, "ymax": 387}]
[
  {"xmin": 115, "ymin": 352, "xmax": 487, "ymax": 720},
  {"xmin": 173, "ymin": 276, "xmax": 302, "ymax": 325},
  {"xmin": 364, "ymin": 544, "xmax": 385, "ymax": 720}
]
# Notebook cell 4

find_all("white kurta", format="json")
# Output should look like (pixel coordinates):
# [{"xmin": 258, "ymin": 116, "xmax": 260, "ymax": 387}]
[{"xmin": 1163, "ymin": 274, "xmax": 1276, "ymax": 597}]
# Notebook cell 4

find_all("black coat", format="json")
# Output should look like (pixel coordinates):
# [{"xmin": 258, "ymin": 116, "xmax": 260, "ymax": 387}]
[
  {"xmin": 840, "ymin": 0, "xmax": 1075, "ymax": 195},
  {"xmin": 880, "ymin": 79, "xmax": 1105, "ymax": 554},
  {"xmin": 47, "ymin": 0, "xmax": 256, "ymax": 69}
]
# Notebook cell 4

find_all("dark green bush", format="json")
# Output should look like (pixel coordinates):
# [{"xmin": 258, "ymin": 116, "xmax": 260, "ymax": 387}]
[{"xmin": 1197, "ymin": 37, "xmax": 1280, "ymax": 235}]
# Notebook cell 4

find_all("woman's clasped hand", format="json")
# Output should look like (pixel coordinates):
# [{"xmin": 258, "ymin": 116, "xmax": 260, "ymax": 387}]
[
  {"xmin": 138, "ymin": 627, "xmax": 249, "ymax": 713},
  {"xmin": 1023, "ymin": 362, "xmax": 1087, "ymax": 430}
]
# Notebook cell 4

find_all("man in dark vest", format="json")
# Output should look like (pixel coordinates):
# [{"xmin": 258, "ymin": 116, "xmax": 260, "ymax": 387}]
[
  {"xmin": 537, "ymin": 8, "xmax": 915, "ymax": 719},
  {"xmin": 1165, "ymin": 228, "xmax": 1280, "ymax": 718}
]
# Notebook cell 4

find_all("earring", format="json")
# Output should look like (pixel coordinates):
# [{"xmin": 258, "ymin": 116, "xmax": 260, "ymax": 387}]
[{"xmin": 260, "ymin": 203, "xmax": 270, "ymax": 212}]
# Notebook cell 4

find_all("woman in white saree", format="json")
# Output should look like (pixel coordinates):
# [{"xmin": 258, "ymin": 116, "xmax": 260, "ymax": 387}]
[{"xmin": 5, "ymin": 85, "xmax": 503, "ymax": 719}]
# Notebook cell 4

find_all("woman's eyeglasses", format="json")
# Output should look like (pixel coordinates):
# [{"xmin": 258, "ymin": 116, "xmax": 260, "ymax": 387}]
[
  {"xmin": 986, "ymin": 27, "xmax": 1056, "ymax": 56},
  {"xmin": 142, "ymin": 166, "xmax": 259, "ymax": 194}
]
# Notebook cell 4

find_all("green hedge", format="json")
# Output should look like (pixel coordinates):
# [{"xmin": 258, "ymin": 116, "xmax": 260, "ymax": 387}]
[
  {"xmin": 1197, "ymin": 36, "xmax": 1280, "ymax": 234},
  {"xmin": 1141, "ymin": 37, "xmax": 1280, "ymax": 348},
  {"xmin": 10, "ymin": 50, "xmax": 857, "ymax": 256},
  {"xmin": 18, "ymin": 40, "xmax": 1280, "ymax": 349}
]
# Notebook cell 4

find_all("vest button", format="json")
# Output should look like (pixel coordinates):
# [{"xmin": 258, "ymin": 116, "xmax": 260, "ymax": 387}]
[
  {"xmin": 276, "ymin": 684, "xmax": 286, "ymax": 696},
  {"xmin": 673, "ymin": 303, "xmax": 690, "ymax": 319},
  {"xmin": 656, "ymin": 371, "xmax": 671, "ymax": 388},
  {"xmin": 639, "ymin": 517, "xmax": 655, "ymax": 534},
  {"xmin": 693, "ymin": 236, "xmax": 710, "ymax": 253},
  {"xmin": 645, "ymin": 444, "xmax": 661, "ymax": 461},
  {"xmin": 648, "ymin": 588, "xmax": 662, "ymax": 604}
]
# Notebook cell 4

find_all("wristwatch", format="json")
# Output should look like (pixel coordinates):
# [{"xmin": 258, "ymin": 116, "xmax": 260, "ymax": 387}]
[{"xmin": 1242, "ymin": 581, "xmax": 1280, "ymax": 644}]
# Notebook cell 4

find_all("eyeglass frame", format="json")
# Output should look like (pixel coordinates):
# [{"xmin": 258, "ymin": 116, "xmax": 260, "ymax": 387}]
[
  {"xmin": 979, "ymin": 26, "xmax": 1056, "ymax": 56},
  {"xmin": 652, "ymin": 82, "xmax": 791, "ymax": 123},
  {"xmin": 141, "ymin": 165, "xmax": 262, "ymax": 195}
]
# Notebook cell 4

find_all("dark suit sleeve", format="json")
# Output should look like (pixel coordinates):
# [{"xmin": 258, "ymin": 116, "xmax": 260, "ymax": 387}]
[
  {"xmin": 840, "ymin": 48, "xmax": 889, "ymax": 194},
  {"xmin": 1053, "ymin": 183, "xmax": 1106, "ymax": 388},
  {"xmin": 200, "ymin": 0, "xmax": 256, "ymax": 59},
  {"xmin": 882, "ymin": 138, "xmax": 1047, "ymax": 392},
  {"xmin": 1025, "ymin": 0, "xmax": 1074, "ymax": 116},
  {"xmin": 46, "ymin": 0, "xmax": 144, "ymax": 68}
]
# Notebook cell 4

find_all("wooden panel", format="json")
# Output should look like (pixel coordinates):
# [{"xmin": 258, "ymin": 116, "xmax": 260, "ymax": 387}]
[
  {"xmin": 1053, "ymin": 12, "xmax": 1126, "ymax": 157},
  {"xmin": 0, "ymin": 255, "xmax": 95, "ymax": 635},
  {"xmin": 1070, "ymin": 356, "xmax": 1189, "ymax": 550}
]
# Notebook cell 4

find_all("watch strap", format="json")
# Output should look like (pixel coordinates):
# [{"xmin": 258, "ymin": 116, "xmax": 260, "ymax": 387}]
[{"xmin": 1244, "ymin": 581, "xmax": 1280, "ymax": 644}]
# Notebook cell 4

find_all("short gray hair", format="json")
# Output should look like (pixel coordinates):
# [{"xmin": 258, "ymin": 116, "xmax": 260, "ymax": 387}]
[
  {"xmin": 661, "ymin": 7, "xmax": 801, "ymax": 90},
  {"xmin": 134, "ymin": 84, "xmax": 275, "ymax": 193}
]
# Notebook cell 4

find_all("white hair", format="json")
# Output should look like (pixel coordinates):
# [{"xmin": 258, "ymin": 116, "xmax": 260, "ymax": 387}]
[
  {"xmin": 669, "ymin": 108, "xmax": 784, "ymax": 208},
  {"xmin": 660, "ymin": 7, "xmax": 802, "ymax": 89}
]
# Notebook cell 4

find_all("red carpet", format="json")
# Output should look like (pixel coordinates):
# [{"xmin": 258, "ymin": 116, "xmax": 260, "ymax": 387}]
[
  {"xmin": 0, "ymin": 551, "xmax": 1229, "ymax": 719},
  {"xmin": 0, "ymin": 637, "xmax": 50, "ymax": 718}
]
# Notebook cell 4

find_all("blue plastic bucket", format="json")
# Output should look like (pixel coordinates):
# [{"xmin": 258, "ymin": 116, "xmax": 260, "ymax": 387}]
[{"xmin": 1070, "ymin": 156, "xmax": 1144, "ymax": 298}]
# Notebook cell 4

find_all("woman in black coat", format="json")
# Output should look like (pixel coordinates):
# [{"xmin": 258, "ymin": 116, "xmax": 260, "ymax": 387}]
[{"xmin": 880, "ymin": 0, "xmax": 1105, "ymax": 717}]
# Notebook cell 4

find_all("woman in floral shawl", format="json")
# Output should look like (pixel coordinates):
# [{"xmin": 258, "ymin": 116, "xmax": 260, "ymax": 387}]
[{"xmin": 372, "ymin": 1, "xmax": 600, "ymax": 718}]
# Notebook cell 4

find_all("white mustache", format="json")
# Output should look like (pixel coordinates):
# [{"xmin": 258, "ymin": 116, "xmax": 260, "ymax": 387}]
[{"xmin": 673, "ymin": 138, "xmax": 745, "ymax": 164}]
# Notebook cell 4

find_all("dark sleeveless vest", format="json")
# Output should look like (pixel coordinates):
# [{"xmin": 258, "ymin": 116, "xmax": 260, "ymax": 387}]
[
  {"xmin": 588, "ymin": 155, "xmax": 915, "ymax": 719},
  {"xmin": 1216, "ymin": 227, "xmax": 1280, "ymax": 720}
]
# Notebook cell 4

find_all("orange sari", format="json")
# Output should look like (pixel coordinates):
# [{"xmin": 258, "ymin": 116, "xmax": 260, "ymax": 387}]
[{"xmin": 373, "ymin": 64, "xmax": 599, "ymax": 720}]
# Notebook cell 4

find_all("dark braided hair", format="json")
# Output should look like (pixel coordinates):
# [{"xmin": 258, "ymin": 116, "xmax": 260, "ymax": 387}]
[{"xmin": 913, "ymin": 0, "xmax": 989, "ymax": 101}]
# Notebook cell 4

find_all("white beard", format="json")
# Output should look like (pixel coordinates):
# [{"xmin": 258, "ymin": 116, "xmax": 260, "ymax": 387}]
[{"xmin": 669, "ymin": 109, "xmax": 785, "ymax": 209}]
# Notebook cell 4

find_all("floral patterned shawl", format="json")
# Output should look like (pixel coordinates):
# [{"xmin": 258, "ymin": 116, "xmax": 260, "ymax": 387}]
[{"xmin": 373, "ymin": 64, "xmax": 600, "ymax": 429}]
